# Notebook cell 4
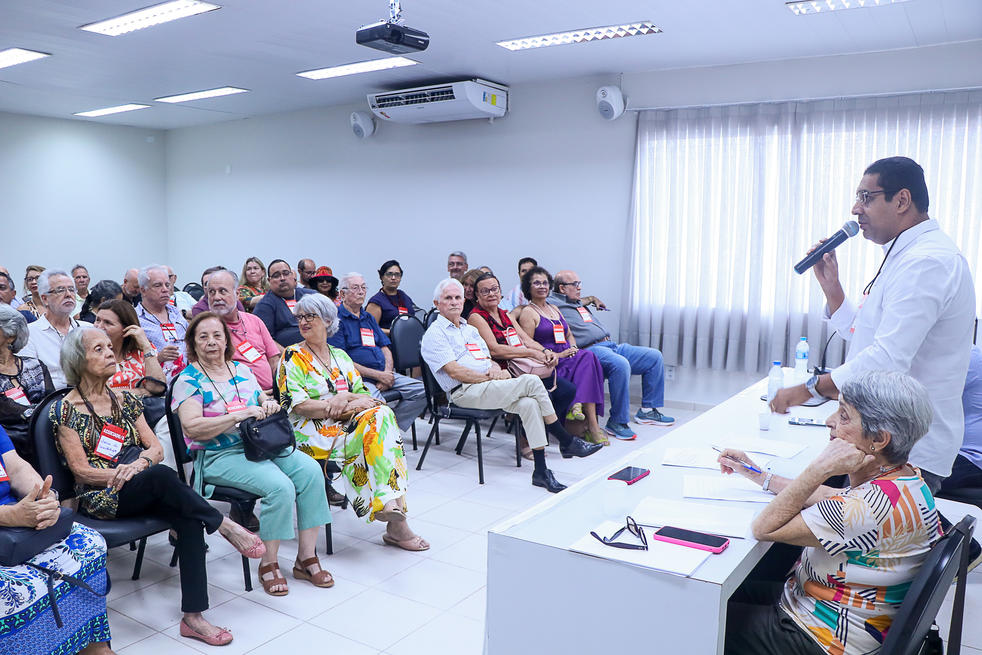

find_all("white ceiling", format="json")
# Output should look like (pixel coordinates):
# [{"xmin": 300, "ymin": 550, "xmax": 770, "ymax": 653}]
[{"xmin": 1, "ymin": 0, "xmax": 979, "ymax": 130}]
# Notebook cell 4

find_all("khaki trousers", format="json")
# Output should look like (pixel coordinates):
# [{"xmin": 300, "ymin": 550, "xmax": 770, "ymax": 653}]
[{"xmin": 450, "ymin": 374, "xmax": 555, "ymax": 448}]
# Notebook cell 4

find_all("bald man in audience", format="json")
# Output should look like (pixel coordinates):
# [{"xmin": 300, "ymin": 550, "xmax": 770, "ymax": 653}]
[
  {"xmin": 191, "ymin": 265, "xmax": 245, "ymax": 317},
  {"xmin": 297, "ymin": 258, "xmax": 317, "ymax": 290},
  {"xmin": 122, "ymin": 268, "xmax": 141, "ymax": 306}
]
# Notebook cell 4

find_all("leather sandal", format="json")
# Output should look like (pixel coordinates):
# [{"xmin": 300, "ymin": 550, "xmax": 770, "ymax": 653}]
[
  {"xmin": 258, "ymin": 561, "xmax": 289, "ymax": 596},
  {"xmin": 382, "ymin": 533, "xmax": 430, "ymax": 552},
  {"xmin": 293, "ymin": 556, "xmax": 334, "ymax": 588}
]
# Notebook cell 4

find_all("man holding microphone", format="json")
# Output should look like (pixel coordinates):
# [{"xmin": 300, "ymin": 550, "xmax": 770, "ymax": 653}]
[{"xmin": 771, "ymin": 156, "xmax": 975, "ymax": 494}]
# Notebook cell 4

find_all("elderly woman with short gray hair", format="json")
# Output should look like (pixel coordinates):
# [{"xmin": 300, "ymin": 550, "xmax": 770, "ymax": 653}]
[
  {"xmin": 0, "ymin": 304, "xmax": 53, "ymax": 461},
  {"xmin": 277, "ymin": 293, "xmax": 428, "ymax": 551},
  {"xmin": 718, "ymin": 370, "xmax": 941, "ymax": 655}
]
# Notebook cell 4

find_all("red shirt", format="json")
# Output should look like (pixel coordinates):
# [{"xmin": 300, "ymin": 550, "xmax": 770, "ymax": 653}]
[{"xmin": 225, "ymin": 312, "xmax": 280, "ymax": 390}]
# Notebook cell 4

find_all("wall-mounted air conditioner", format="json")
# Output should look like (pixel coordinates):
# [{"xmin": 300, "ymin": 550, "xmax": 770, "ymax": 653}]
[{"xmin": 367, "ymin": 78, "xmax": 508, "ymax": 124}]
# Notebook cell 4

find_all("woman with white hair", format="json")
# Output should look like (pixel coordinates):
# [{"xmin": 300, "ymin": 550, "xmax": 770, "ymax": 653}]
[
  {"xmin": 718, "ymin": 370, "xmax": 941, "ymax": 655},
  {"xmin": 277, "ymin": 293, "xmax": 429, "ymax": 551},
  {"xmin": 0, "ymin": 304, "xmax": 53, "ymax": 462}
]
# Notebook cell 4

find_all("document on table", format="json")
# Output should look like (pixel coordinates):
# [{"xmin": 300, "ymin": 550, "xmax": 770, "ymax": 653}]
[
  {"xmin": 682, "ymin": 475, "xmax": 774, "ymax": 503},
  {"xmin": 661, "ymin": 447, "xmax": 771, "ymax": 471},
  {"xmin": 570, "ymin": 520, "xmax": 711, "ymax": 577},
  {"xmin": 712, "ymin": 436, "xmax": 805, "ymax": 459},
  {"xmin": 631, "ymin": 497, "xmax": 756, "ymax": 539}
]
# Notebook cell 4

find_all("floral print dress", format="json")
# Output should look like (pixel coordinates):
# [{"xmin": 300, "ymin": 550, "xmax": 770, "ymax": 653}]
[{"xmin": 277, "ymin": 344, "xmax": 408, "ymax": 522}]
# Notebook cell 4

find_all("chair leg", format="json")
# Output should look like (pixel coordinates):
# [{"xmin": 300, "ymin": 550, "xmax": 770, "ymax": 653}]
[
  {"xmin": 325, "ymin": 523, "xmax": 334, "ymax": 555},
  {"xmin": 455, "ymin": 422, "xmax": 472, "ymax": 455},
  {"xmin": 411, "ymin": 422, "xmax": 417, "ymax": 451},
  {"xmin": 416, "ymin": 419, "xmax": 440, "ymax": 471},
  {"xmin": 241, "ymin": 555, "xmax": 253, "ymax": 592},
  {"xmin": 132, "ymin": 537, "xmax": 149, "ymax": 580},
  {"xmin": 487, "ymin": 415, "xmax": 498, "ymax": 438},
  {"xmin": 169, "ymin": 545, "xmax": 179, "ymax": 568},
  {"xmin": 475, "ymin": 422, "xmax": 484, "ymax": 485},
  {"xmin": 129, "ymin": 540, "xmax": 137, "ymax": 551},
  {"xmin": 515, "ymin": 423, "xmax": 522, "ymax": 467}
]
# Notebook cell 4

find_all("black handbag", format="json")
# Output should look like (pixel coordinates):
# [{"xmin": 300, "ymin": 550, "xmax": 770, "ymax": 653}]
[
  {"xmin": 0, "ymin": 507, "xmax": 74, "ymax": 566},
  {"xmin": 239, "ymin": 409, "xmax": 296, "ymax": 462}
]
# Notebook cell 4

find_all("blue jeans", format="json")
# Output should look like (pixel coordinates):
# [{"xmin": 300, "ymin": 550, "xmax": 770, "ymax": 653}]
[{"xmin": 586, "ymin": 340, "xmax": 665, "ymax": 425}]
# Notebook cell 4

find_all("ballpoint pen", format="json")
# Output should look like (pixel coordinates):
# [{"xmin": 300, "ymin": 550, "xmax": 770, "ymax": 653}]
[{"xmin": 712, "ymin": 446, "xmax": 762, "ymax": 474}]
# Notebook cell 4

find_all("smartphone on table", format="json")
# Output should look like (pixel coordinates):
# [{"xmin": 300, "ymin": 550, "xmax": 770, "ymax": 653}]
[
  {"xmin": 607, "ymin": 466, "xmax": 650, "ymax": 485},
  {"xmin": 650, "ymin": 526, "xmax": 730, "ymax": 553}
]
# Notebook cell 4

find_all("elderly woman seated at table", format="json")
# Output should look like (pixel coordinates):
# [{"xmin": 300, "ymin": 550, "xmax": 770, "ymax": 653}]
[
  {"xmin": 0, "ymin": 304, "xmax": 53, "ymax": 464},
  {"xmin": 718, "ymin": 370, "xmax": 940, "ymax": 655},
  {"xmin": 52, "ymin": 327, "xmax": 266, "ymax": 646},
  {"xmin": 0, "ymin": 425, "xmax": 114, "ymax": 655},
  {"xmin": 173, "ymin": 312, "xmax": 332, "ymax": 597},
  {"xmin": 277, "ymin": 293, "xmax": 429, "ymax": 551},
  {"xmin": 366, "ymin": 259, "xmax": 416, "ymax": 333}
]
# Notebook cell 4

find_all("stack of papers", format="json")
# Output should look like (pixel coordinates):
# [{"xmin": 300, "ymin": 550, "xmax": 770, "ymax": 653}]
[
  {"xmin": 682, "ymin": 475, "xmax": 774, "ymax": 503},
  {"xmin": 631, "ymin": 497, "xmax": 756, "ymax": 539},
  {"xmin": 569, "ymin": 520, "xmax": 711, "ymax": 577},
  {"xmin": 712, "ymin": 437, "xmax": 805, "ymax": 459},
  {"xmin": 662, "ymin": 447, "xmax": 771, "ymax": 471}
]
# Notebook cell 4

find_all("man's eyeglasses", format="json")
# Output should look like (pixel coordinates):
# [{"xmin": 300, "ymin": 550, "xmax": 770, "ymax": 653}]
[
  {"xmin": 590, "ymin": 516, "xmax": 648, "ymax": 551},
  {"xmin": 855, "ymin": 189, "xmax": 886, "ymax": 206},
  {"xmin": 269, "ymin": 271, "xmax": 291, "ymax": 280},
  {"xmin": 477, "ymin": 286, "xmax": 501, "ymax": 297},
  {"xmin": 46, "ymin": 286, "xmax": 77, "ymax": 297},
  {"xmin": 560, "ymin": 281, "xmax": 582, "ymax": 289},
  {"xmin": 296, "ymin": 313, "xmax": 320, "ymax": 324}
]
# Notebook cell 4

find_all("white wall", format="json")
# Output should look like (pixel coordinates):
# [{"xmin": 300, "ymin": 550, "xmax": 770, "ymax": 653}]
[{"xmin": 0, "ymin": 111, "xmax": 167, "ymax": 290}]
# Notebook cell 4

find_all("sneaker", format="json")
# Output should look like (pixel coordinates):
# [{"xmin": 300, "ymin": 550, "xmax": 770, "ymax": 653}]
[
  {"xmin": 635, "ymin": 408, "xmax": 675, "ymax": 426},
  {"xmin": 603, "ymin": 422, "xmax": 637, "ymax": 441}
]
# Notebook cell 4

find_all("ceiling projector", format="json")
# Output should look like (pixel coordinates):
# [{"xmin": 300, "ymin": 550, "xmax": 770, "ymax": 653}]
[{"xmin": 356, "ymin": 1, "xmax": 428, "ymax": 54}]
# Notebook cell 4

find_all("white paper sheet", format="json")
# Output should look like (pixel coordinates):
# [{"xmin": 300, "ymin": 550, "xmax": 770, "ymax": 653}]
[
  {"xmin": 662, "ymin": 447, "xmax": 771, "ymax": 471},
  {"xmin": 630, "ymin": 497, "xmax": 756, "ymax": 539},
  {"xmin": 711, "ymin": 436, "xmax": 806, "ymax": 459},
  {"xmin": 682, "ymin": 475, "xmax": 774, "ymax": 503},
  {"xmin": 569, "ymin": 520, "xmax": 711, "ymax": 577}
]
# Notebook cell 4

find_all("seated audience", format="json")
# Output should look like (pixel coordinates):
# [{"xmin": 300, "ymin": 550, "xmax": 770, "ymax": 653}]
[
  {"xmin": 719, "ymin": 371, "xmax": 940, "ymax": 655},
  {"xmin": 166, "ymin": 266, "xmax": 196, "ymax": 318},
  {"xmin": 0, "ymin": 305, "xmax": 53, "ymax": 462},
  {"xmin": 328, "ymin": 273, "xmax": 426, "ymax": 435},
  {"xmin": 308, "ymin": 266, "xmax": 340, "ymax": 305},
  {"xmin": 136, "ymin": 265, "xmax": 187, "ymax": 381},
  {"xmin": 191, "ymin": 266, "xmax": 245, "ymax": 317},
  {"xmin": 518, "ymin": 267, "xmax": 608, "ymax": 444},
  {"xmin": 52, "ymin": 327, "xmax": 265, "ymax": 646},
  {"xmin": 297, "ymin": 258, "xmax": 317, "ymax": 290},
  {"xmin": 467, "ymin": 273, "xmax": 578, "ymax": 455},
  {"xmin": 254, "ymin": 259, "xmax": 315, "ymax": 347},
  {"xmin": 367, "ymin": 260, "xmax": 415, "ymax": 333},
  {"xmin": 421, "ymin": 279, "xmax": 600, "ymax": 493},
  {"xmin": 94, "ymin": 300, "xmax": 166, "ymax": 396},
  {"xmin": 0, "ymin": 425, "xmax": 113, "ymax": 655},
  {"xmin": 940, "ymin": 344, "xmax": 982, "ymax": 494},
  {"xmin": 206, "ymin": 269, "xmax": 281, "ymax": 392},
  {"xmin": 278, "ymin": 294, "xmax": 428, "ymax": 551},
  {"xmin": 0, "ymin": 270, "xmax": 34, "ymax": 324},
  {"xmin": 447, "ymin": 250, "xmax": 467, "ymax": 280},
  {"xmin": 121, "ymin": 268, "xmax": 141, "ymax": 307},
  {"xmin": 238, "ymin": 256, "xmax": 269, "ymax": 311},
  {"xmin": 17, "ymin": 265, "xmax": 45, "ymax": 319},
  {"xmin": 78, "ymin": 280, "xmax": 124, "ymax": 324},
  {"xmin": 20, "ymin": 269, "xmax": 91, "ymax": 389},
  {"xmin": 72, "ymin": 264, "xmax": 91, "ymax": 314},
  {"xmin": 551, "ymin": 269, "xmax": 673, "ymax": 440},
  {"xmin": 501, "ymin": 256, "xmax": 536, "ymax": 312},
  {"xmin": 174, "ymin": 312, "xmax": 332, "ymax": 596},
  {"xmin": 460, "ymin": 268, "xmax": 483, "ymax": 319}
]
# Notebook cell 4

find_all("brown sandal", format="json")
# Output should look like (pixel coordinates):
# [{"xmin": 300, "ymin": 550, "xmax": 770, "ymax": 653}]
[
  {"xmin": 259, "ymin": 561, "xmax": 289, "ymax": 596},
  {"xmin": 293, "ymin": 556, "xmax": 335, "ymax": 588}
]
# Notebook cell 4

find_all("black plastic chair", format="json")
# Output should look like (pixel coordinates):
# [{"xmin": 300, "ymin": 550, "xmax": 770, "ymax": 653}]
[
  {"xmin": 423, "ymin": 309, "xmax": 439, "ymax": 328},
  {"xmin": 881, "ymin": 515, "xmax": 976, "ymax": 655},
  {"xmin": 389, "ymin": 316, "xmax": 425, "ymax": 374},
  {"xmin": 30, "ymin": 388, "xmax": 170, "ymax": 581},
  {"xmin": 183, "ymin": 282, "xmax": 204, "ymax": 301}
]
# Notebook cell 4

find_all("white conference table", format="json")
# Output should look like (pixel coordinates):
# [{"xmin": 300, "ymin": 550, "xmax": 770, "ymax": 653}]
[{"xmin": 485, "ymin": 374, "xmax": 837, "ymax": 655}]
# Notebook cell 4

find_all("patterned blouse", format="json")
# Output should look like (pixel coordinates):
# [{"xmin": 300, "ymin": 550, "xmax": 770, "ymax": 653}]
[
  {"xmin": 780, "ymin": 469, "xmax": 941, "ymax": 655},
  {"xmin": 0, "ymin": 356, "xmax": 49, "ymax": 405},
  {"xmin": 49, "ymin": 391, "xmax": 145, "ymax": 519},
  {"xmin": 237, "ymin": 285, "xmax": 266, "ymax": 310},
  {"xmin": 170, "ymin": 360, "xmax": 263, "ymax": 451},
  {"xmin": 107, "ymin": 349, "xmax": 155, "ymax": 391},
  {"xmin": 277, "ymin": 344, "xmax": 368, "ymax": 460}
]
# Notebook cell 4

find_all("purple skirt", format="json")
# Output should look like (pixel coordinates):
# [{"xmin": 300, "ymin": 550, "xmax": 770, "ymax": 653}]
[{"xmin": 533, "ymin": 313, "xmax": 605, "ymax": 415}]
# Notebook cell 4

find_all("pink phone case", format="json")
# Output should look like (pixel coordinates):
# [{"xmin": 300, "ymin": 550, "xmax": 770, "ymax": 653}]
[
  {"xmin": 607, "ymin": 468, "xmax": 650, "ymax": 485},
  {"xmin": 650, "ymin": 531, "xmax": 730, "ymax": 554}
]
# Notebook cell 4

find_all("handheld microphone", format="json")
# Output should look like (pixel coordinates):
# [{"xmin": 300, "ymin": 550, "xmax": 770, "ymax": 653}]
[{"xmin": 793, "ymin": 221, "xmax": 860, "ymax": 275}]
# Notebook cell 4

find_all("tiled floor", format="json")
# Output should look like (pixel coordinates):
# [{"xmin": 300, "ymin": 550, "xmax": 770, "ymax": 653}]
[{"xmin": 107, "ymin": 406, "xmax": 982, "ymax": 654}]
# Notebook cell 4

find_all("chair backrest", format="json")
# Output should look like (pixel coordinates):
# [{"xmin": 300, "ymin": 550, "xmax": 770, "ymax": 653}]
[
  {"xmin": 183, "ymin": 282, "xmax": 204, "ymax": 300},
  {"xmin": 424, "ymin": 309, "xmax": 439, "ymax": 328},
  {"xmin": 29, "ymin": 388, "xmax": 77, "ymax": 500},
  {"xmin": 881, "ymin": 515, "xmax": 976, "ymax": 655},
  {"xmin": 389, "ymin": 316, "xmax": 424, "ymax": 371},
  {"xmin": 418, "ymin": 360, "xmax": 447, "ymax": 411},
  {"xmin": 164, "ymin": 377, "xmax": 194, "ymax": 484}
]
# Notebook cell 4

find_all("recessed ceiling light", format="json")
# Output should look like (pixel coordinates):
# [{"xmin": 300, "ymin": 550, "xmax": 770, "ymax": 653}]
[
  {"xmin": 155, "ymin": 86, "xmax": 248, "ymax": 103},
  {"xmin": 0, "ymin": 47, "xmax": 50, "ymax": 70},
  {"xmin": 785, "ymin": 0, "xmax": 911, "ymax": 15},
  {"xmin": 297, "ymin": 56, "xmax": 418, "ymax": 80},
  {"xmin": 496, "ymin": 21, "xmax": 662, "ymax": 51},
  {"xmin": 74, "ymin": 104, "xmax": 151, "ymax": 118},
  {"xmin": 79, "ymin": 0, "xmax": 220, "ymax": 36}
]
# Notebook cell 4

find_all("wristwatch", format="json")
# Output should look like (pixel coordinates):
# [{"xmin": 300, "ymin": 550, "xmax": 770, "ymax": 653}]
[
  {"xmin": 805, "ymin": 374, "xmax": 824, "ymax": 401},
  {"xmin": 140, "ymin": 456, "xmax": 154, "ymax": 468}
]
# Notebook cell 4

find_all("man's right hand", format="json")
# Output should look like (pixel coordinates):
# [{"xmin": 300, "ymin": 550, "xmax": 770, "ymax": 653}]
[
  {"xmin": 490, "ymin": 369, "xmax": 512, "ymax": 381},
  {"xmin": 158, "ymin": 344, "xmax": 180, "ymax": 363},
  {"xmin": 374, "ymin": 370, "xmax": 396, "ymax": 388}
]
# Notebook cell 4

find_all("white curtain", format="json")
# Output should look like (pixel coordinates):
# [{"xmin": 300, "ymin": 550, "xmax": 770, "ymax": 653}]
[{"xmin": 622, "ymin": 90, "xmax": 982, "ymax": 373}]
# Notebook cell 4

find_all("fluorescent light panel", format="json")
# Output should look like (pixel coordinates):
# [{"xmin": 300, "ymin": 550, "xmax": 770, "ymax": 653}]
[
  {"xmin": 79, "ymin": 0, "xmax": 220, "ymax": 36},
  {"xmin": 74, "ymin": 104, "xmax": 150, "ymax": 118},
  {"xmin": 0, "ymin": 48, "xmax": 50, "ymax": 69},
  {"xmin": 497, "ymin": 21, "xmax": 661, "ymax": 51},
  {"xmin": 297, "ymin": 56, "xmax": 417, "ymax": 80},
  {"xmin": 785, "ymin": 0, "xmax": 911, "ymax": 15},
  {"xmin": 155, "ymin": 86, "xmax": 248, "ymax": 103}
]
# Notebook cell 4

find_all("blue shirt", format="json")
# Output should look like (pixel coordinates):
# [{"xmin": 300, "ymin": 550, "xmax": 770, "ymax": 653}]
[
  {"xmin": 961, "ymin": 345, "xmax": 982, "ymax": 470},
  {"xmin": 254, "ymin": 287, "xmax": 315, "ymax": 347},
  {"xmin": 367, "ymin": 289, "xmax": 415, "ymax": 329},
  {"xmin": 0, "ymin": 425, "xmax": 16, "ymax": 506},
  {"xmin": 137, "ymin": 302, "xmax": 189, "ymax": 381},
  {"xmin": 328, "ymin": 304, "xmax": 391, "ymax": 371}
]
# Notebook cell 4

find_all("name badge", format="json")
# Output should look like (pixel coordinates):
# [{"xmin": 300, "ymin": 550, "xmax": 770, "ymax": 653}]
[
  {"xmin": 226, "ymin": 400, "xmax": 248, "ymax": 414},
  {"xmin": 334, "ymin": 376, "xmax": 349, "ymax": 392},
  {"xmin": 397, "ymin": 306, "xmax": 409, "ymax": 315},
  {"xmin": 168, "ymin": 298, "xmax": 176, "ymax": 306},
  {"xmin": 360, "ymin": 328, "xmax": 376, "ymax": 348},
  {"xmin": 3, "ymin": 387, "xmax": 29, "ymax": 406},
  {"xmin": 553, "ymin": 323, "xmax": 567, "ymax": 344},
  {"xmin": 161, "ymin": 322, "xmax": 177, "ymax": 340},
  {"xmin": 577, "ymin": 307, "xmax": 594, "ymax": 323},
  {"xmin": 851, "ymin": 292, "xmax": 869, "ymax": 335},
  {"xmin": 466, "ymin": 343, "xmax": 488, "ymax": 360},
  {"xmin": 286, "ymin": 299, "xmax": 297, "ymax": 313},
  {"xmin": 236, "ymin": 340, "xmax": 262, "ymax": 363},
  {"xmin": 0, "ymin": 460, "xmax": 8, "ymax": 483},
  {"xmin": 94, "ymin": 423, "xmax": 128, "ymax": 461},
  {"xmin": 504, "ymin": 327, "xmax": 522, "ymax": 347}
]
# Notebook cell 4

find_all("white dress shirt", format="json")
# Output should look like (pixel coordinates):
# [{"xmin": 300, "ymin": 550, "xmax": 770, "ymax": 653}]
[
  {"xmin": 19, "ymin": 316, "xmax": 93, "ymax": 389},
  {"xmin": 420, "ymin": 314, "xmax": 492, "ymax": 392},
  {"xmin": 827, "ymin": 219, "xmax": 976, "ymax": 477}
]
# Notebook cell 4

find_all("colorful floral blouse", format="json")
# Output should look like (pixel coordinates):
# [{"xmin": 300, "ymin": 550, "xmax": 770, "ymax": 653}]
[
  {"xmin": 170, "ymin": 360, "xmax": 263, "ymax": 451},
  {"xmin": 237, "ymin": 284, "xmax": 266, "ymax": 310},
  {"xmin": 107, "ymin": 348, "xmax": 156, "ymax": 391}
]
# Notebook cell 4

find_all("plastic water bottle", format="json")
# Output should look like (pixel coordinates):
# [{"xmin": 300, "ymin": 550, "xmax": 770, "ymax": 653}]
[
  {"xmin": 767, "ymin": 361, "xmax": 784, "ymax": 405},
  {"xmin": 794, "ymin": 337, "xmax": 810, "ymax": 380}
]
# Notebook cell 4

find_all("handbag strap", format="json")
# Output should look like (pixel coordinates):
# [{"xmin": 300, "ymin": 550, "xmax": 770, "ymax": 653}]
[{"xmin": 27, "ymin": 562, "xmax": 110, "ymax": 629}]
